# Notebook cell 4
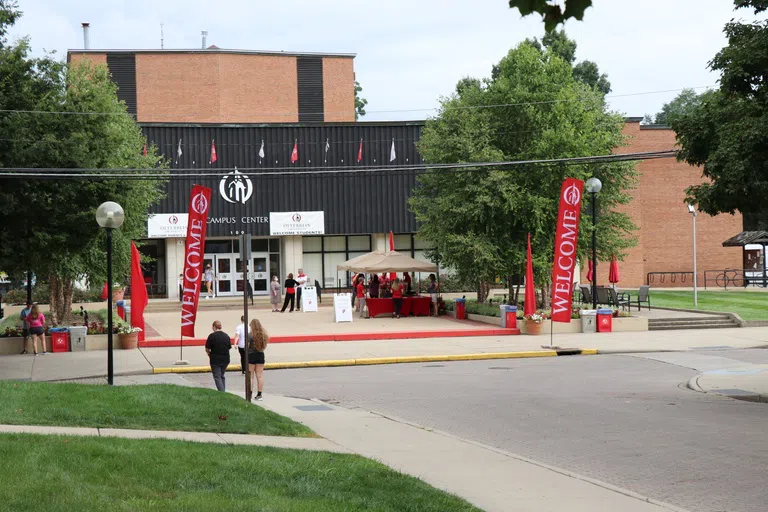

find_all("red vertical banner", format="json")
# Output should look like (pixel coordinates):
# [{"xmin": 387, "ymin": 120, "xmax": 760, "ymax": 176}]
[
  {"xmin": 550, "ymin": 178, "xmax": 584, "ymax": 323},
  {"xmin": 180, "ymin": 185, "xmax": 212, "ymax": 337},
  {"xmin": 130, "ymin": 242, "xmax": 149, "ymax": 341}
]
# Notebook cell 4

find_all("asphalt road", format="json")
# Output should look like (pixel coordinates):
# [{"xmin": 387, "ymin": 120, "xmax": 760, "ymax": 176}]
[{"xmin": 195, "ymin": 349, "xmax": 768, "ymax": 512}]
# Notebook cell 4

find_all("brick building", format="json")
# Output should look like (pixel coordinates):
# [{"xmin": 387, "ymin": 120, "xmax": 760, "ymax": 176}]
[{"xmin": 66, "ymin": 46, "xmax": 748, "ymax": 297}]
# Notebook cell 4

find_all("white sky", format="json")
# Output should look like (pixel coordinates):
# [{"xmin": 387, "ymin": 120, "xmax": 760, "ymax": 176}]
[{"xmin": 9, "ymin": 0, "xmax": 761, "ymax": 121}]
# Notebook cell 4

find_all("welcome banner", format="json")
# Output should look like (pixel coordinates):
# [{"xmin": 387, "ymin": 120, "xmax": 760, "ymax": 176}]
[
  {"xmin": 550, "ymin": 178, "xmax": 584, "ymax": 323},
  {"xmin": 180, "ymin": 185, "xmax": 212, "ymax": 337}
]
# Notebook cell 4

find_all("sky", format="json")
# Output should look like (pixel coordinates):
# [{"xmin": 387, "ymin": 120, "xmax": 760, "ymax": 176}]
[{"xmin": 8, "ymin": 0, "xmax": 762, "ymax": 121}]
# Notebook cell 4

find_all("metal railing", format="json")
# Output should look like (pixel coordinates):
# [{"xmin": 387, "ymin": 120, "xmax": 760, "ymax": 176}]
[
  {"xmin": 645, "ymin": 271, "xmax": 695, "ymax": 286},
  {"xmin": 646, "ymin": 269, "xmax": 768, "ymax": 289}
]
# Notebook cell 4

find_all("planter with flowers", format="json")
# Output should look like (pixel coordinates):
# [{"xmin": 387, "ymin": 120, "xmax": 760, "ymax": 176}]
[
  {"xmin": 523, "ymin": 313, "xmax": 546, "ymax": 335},
  {"xmin": 116, "ymin": 323, "xmax": 141, "ymax": 350}
]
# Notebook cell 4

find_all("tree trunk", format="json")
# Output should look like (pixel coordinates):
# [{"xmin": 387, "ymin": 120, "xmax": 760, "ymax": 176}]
[
  {"xmin": 477, "ymin": 281, "xmax": 490, "ymax": 303},
  {"xmin": 48, "ymin": 275, "xmax": 75, "ymax": 326},
  {"xmin": 49, "ymin": 274, "xmax": 59, "ymax": 326},
  {"xmin": 540, "ymin": 285, "xmax": 550, "ymax": 311},
  {"xmin": 514, "ymin": 282, "xmax": 521, "ymax": 305}
]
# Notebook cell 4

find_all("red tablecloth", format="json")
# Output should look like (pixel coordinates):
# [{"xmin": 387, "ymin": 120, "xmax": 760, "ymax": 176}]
[{"xmin": 366, "ymin": 296, "xmax": 432, "ymax": 318}]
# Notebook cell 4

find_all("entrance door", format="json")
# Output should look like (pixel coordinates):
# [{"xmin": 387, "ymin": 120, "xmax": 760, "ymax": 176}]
[
  {"xmin": 203, "ymin": 254, "xmax": 236, "ymax": 296},
  {"xmin": 234, "ymin": 254, "xmax": 269, "ymax": 296}
]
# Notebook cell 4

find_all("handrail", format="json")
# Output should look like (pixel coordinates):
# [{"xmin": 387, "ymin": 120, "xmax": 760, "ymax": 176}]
[{"xmin": 646, "ymin": 269, "xmax": 768, "ymax": 289}]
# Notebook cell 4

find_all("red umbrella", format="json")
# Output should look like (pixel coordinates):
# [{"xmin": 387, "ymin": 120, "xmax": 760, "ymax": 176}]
[
  {"xmin": 609, "ymin": 255, "xmax": 620, "ymax": 285},
  {"xmin": 586, "ymin": 259, "xmax": 594, "ymax": 283},
  {"xmin": 524, "ymin": 233, "xmax": 536, "ymax": 316},
  {"xmin": 388, "ymin": 231, "xmax": 397, "ymax": 281}
]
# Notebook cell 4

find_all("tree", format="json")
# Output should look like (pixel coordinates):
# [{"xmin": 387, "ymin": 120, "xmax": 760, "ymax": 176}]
[
  {"xmin": 673, "ymin": 0, "xmax": 768, "ymax": 218},
  {"xmin": 0, "ymin": 4, "xmax": 167, "ymax": 321},
  {"xmin": 410, "ymin": 39, "xmax": 637, "ymax": 305},
  {"xmin": 509, "ymin": 0, "xmax": 593, "ymax": 32},
  {"xmin": 354, "ymin": 80, "xmax": 368, "ymax": 120},
  {"xmin": 653, "ymin": 88, "xmax": 701, "ymax": 125},
  {"xmin": 573, "ymin": 60, "xmax": 611, "ymax": 95}
]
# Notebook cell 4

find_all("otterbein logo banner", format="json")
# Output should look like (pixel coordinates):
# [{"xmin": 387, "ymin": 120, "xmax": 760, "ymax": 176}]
[
  {"xmin": 550, "ymin": 178, "xmax": 584, "ymax": 323},
  {"xmin": 180, "ymin": 185, "xmax": 212, "ymax": 337}
]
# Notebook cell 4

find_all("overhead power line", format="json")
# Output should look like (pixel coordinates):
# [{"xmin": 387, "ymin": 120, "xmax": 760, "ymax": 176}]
[{"xmin": 0, "ymin": 150, "xmax": 677, "ymax": 180}]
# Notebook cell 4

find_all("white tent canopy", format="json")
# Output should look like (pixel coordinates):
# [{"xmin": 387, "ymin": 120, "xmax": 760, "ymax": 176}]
[{"xmin": 336, "ymin": 250, "xmax": 437, "ymax": 273}]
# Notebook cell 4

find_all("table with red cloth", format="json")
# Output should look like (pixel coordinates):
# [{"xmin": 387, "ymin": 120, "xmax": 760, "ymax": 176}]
[{"xmin": 366, "ymin": 296, "xmax": 432, "ymax": 318}]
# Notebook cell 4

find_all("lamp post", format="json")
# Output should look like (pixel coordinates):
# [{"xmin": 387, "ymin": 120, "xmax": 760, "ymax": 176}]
[
  {"xmin": 96, "ymin": 201, "xmax": 125, "ymax": 385},
  {"xmin": 585, "ymin": 177, "xmax": 602, "ymax": 310},
  {"xmin": 688, "ymin": 203, "xmax": 698, "ymax": 307}
]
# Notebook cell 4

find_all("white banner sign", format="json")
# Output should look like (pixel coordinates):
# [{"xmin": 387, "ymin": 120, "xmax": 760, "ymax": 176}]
[
  {"xmin": 148, "ymin": 213, "xmax": 188, "ymax": 238},
  {"xmin": 270, "ymin": 211, "xmax": 325, "ymax": 236},
  {"xmin": 302, "ymin": 286, "xmax": 319, "ymax": 312},
  {"xmin": 334, "ymin": 293, "xmax": 353, "ymax": 323}
]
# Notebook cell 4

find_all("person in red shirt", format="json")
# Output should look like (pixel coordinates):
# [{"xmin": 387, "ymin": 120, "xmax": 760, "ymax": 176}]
[
  {"xmin": 355, "ymin": 275, "xmax": 367, "ymax": 318},
  {"xmin": 403, "ymin": 272, "xmax": 412, "ymax": 294},
  {"xmin": 391, "ymin": 278, "xmax": 404, "ymax": 319}
]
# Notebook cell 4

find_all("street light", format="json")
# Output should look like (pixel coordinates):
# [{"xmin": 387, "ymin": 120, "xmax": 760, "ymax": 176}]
[
  {"xmin": 688, "ymin": 203, "xmax": 698, "ymax": 307},
  {"xmin": 585, "ymin": 177, "xmax": 602, "ymax": 310},
  {"xmin": 96, "ymin": 201, "xmax": 125, "ymax": 385}
]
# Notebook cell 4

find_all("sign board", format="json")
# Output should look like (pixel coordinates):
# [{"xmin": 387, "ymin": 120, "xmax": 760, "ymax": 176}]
[
  {"xmin": 270, "ymin": 211, "xmax": 325, "ymax": 236},
  {"xmin": 333, "ymin": 293, "xmax": 353, "ymax": 323},
  {"xmin": 148, "ymin": 213, "xmax": 188, "ymax": 238},
  {"xmin": 302, "ymin": 286, "xmax": 318, "ymax": 312}
]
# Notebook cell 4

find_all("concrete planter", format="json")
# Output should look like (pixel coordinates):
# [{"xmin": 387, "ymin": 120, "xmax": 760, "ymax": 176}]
[
  {"xmin": 611, "ymin": 316, "xmax": 648, "ymax": 332},
  {"xmin": 466, "ymin": 312, "xmax": 503, "ymax": 326},
  {"xmin": 517, "ymin": 320, "xmax": 583, "ymax": 334},
  {"xmin": 0, "ymin": 337, "xmax": 52, "ymax": 355}
]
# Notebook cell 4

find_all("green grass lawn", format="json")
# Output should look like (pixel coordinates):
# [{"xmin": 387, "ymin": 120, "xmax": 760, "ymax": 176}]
[
  {"xmin": 633, "ymin": 290, "xmax": 768, "ymax": 320},
  {"xmin": 0, "ymin": 434, "xmax": 479, "ymax": 512},
  {"xmin": 0, "ymin": 382, "xmax": 313, "ymax": 437}
]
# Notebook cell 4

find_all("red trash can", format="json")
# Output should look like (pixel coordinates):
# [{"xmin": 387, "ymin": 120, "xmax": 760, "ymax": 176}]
[
  {"xmin": 51, "ymin": 331, "xmax": 70, "ymax": 352},
  {"xmin": 597, "ymin": 308, "xmax": 613, "ymax": 333},
  {"xmin": 454, "ymin": 298, "xmax": 466, "ymax": 320}
]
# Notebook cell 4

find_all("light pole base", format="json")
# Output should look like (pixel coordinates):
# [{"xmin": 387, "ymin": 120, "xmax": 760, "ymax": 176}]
[{"xmin": 174, "ymin": 359, "xmax": 190, "ymax": 365}]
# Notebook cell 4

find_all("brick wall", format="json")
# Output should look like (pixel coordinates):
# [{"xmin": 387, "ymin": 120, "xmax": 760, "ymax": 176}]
[
  {"xmin": 68, "ymin": 52, "xmax": 107, "ymax": 67},
  {"xmin": 323, "ymin": 57, "xmax": 355, "ymax": 122},
  {"xmin": 583, "ymin": 121, "xmax": 743, "ymax": 288}
]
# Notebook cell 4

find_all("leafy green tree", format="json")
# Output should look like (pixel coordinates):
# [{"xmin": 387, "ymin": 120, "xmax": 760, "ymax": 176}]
[
  {"xmin": 673, "ymin": 0, "xmax": 768, "ymax": 218},
  {"xmin": 0, "ymin": 3, "xmax": 166, "ymax": 321},
  {"xmin": 354, "ymin": 80, "xmax": 368, "ymax": 119},
  {"xmin": 410, "ymin": 40, "xmax": 637, "ymax": 305},
  {"xmin": 653, "ymin": 88, "xmax": 701, "ymax": 125},
  {"xmin": 573, "ymin": 60, "xmax": 611, "ymax": 95},
  {"xmin": 509, "ymin": 0, "xmax": 593, "ymax": 32}
]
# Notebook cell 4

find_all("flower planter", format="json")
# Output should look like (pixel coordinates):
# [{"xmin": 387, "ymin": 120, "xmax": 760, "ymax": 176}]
[
  {"xmin": 525, "ymin": 320, "xmax": 543, "ymax": 335},
  {"xmin": 118, "ymin": 332, "xmax": 138, "ymax": 350},
  {"xmin": 112, "ymin": 288, "xmax": 125, "ymax": 302}
]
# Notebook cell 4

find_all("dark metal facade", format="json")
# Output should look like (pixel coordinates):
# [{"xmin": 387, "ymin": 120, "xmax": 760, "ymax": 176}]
[
  {"xmin": 141, "ymin": 122, "xmax": 425, "ymax": 237},
  {"xmin": 296, "ymin": 57, "xmax": 324, "ymax": 123},
  {"xmin": 106, "ymin": 53, "xmax": 137, "ymax": 115}
]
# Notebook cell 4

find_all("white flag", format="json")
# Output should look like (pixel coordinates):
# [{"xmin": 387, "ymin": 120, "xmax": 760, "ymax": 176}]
[
  {"xmin": 175, "ymin": 138, "xmax": 182, "ymax": 164},
  {"xmin": 389, "ymin": 138, "xmax": 396, "ymax": 162},
  {"xmin": 258, "ymin": 140, "xmax": 265, "ymax": 159},
  {"xmin": 325, "ymin": 138, "xmax": 330, "ymax": 153}
]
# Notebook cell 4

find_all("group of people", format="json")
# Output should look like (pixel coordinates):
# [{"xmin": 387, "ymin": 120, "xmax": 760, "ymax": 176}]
[
  {"xmin": 205, "ymin": 316, "xmax": 269, "ymax": 401},
  {"xmin": 18, "ymin": 301, "xmax": 47, "ymax": 355},
  {"xmin": 354, "ymin": 272, "xmax": 439, "ymax": 318},
  {"xmin": 270, "ymin": 268, "xmax": 308, "ymax": 313}
]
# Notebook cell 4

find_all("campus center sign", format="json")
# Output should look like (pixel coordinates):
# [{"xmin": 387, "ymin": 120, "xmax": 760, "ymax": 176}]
[
  {"xmin": 180, "ymin": 185, "xmax": 212, "ymax": 337},
  {"xmin": 550, "ymin": 178, "xmax": 584, "ymax": 323},
  {"xmin": 270, "ymin": 211, "xmax": 325, "ymax": 236}
]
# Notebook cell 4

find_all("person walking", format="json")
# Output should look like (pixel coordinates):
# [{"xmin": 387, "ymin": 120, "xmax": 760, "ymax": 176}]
[
  {"xmin": 204, "ymin": 264, "xmax": 215, "ymax": 299},
  {"xmin": 355, "ymin": 275, "xmax": 367, "ymax": 318},
  {"xmin": 26, "ymin": 304, "xmax": 47, "ymax": 355},
  {"xmin": 281, "ymin": 273, "xmax": 298, "ymax": 313},
  {"xmin": 247, "ymin": 318, "xmax": 269, "ymax": 401},
  {"xmin": 391, "ymin": 278, "xmax": 404, "ymax": 319},
  {"xmin": 19, "ymin": 300, "xmax": 32, "ymax": 354},
  {"xmin": 233, "ymin": 316, "xmax": 246, "ymax": 374},
  {"xmin": 270, "ymin": 275, "xmax": 282, "ymax": 312},
  {"xmin": 427, "ymin": 273, "xmax": 439, "ymax": 317},
  {"xmin": 295, "ymin": 268, "xmax": 307, "ymax": 311},
  {"xmin": 205, "ymin": 320, "xmax": 231, "ymax": 391}
]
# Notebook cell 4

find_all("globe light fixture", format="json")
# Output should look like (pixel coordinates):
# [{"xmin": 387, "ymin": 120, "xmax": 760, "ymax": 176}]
[{"xmin": 95, "ymin": 201, "xmax": 124, "ymax": 385}]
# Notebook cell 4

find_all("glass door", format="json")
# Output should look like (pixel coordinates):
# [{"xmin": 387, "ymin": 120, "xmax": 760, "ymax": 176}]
[
  {"xmin": 252, "ymin": 254, "xmax": 269, "ymax": 295},
  {"xmin": 203, "ymin": 254, "xmax": 236, "ymax": 296}
]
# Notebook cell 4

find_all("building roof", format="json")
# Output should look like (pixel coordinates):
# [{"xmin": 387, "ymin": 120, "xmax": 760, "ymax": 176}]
[
  {"xmin": 67, "ymin": 48, "xmax": 356, "ymax": 58},
  {"xmin": 722, "ymin": 231, "xmax": 768, "ymax": 247}
]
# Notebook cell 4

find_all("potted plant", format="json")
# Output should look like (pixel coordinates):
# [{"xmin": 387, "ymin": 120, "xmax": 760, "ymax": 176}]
[
  {"xmin": 112, "ymin": 285, "xmax": 125, "ymax": 302},
  {"xmin": 116, "ymin": 322, "xmax": 141, "ymax": 350},
  {"xmin": 523, "ymin": 313, "xmax": 545, "ymax": 335}
]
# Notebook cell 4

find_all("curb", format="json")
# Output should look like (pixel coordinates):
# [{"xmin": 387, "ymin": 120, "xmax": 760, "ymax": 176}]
[{"xmin": 152, "ymin": 348, "xmax": 599, "ymax": 374}]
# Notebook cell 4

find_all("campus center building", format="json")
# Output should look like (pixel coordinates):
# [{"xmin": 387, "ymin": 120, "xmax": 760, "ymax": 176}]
[{"xmin": 67, "ymin": 45, "xmax": 747, "ymax": 298}]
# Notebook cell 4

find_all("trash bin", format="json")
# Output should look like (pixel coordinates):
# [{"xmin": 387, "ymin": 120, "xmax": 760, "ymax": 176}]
[
  {"xmin": 68, "ymin": 326, "xmax": 88, "ymax": 352},
  {"xmin": 116, "ymin": 300, "xmax": 125, "ymax": 321},
  {"xmin": 581, "ymin": 310, "xmax": 597, "ymax": 333},
  {"xmin": 597, "ymin": 308, "xmax": 613, "ymax": 333},
  {"xmin": 454, "ymin": 298, "xmax": 467, "ymax": 320},
  {"xmin": 124, "ymin": 305, "xmax": 131, "ymax": 324},
  {"xmin": 500, "ymin": 305, "xmax": 518, "ymax": 329},
  {"xmin": 50, "ymin": 328, "xmax": 70, "ymax": 352}
]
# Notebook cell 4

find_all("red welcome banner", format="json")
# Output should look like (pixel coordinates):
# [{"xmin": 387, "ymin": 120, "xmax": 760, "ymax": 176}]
[
  {"xmin": 550, "ymin": 178, "xmax": 584, "ymax": 323},
  {"xmin": 180, "ymin": 185, "xmax": 212, "ymax": 337}
]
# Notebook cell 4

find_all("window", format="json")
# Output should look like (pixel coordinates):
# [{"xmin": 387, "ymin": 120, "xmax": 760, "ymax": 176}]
[
  {"xmin": 251, "ymin": 239, "xmax": 269, "ymax": 252},
  {"xmin": 348, "ymin": 236, "xmax": 371, "ymax": 251},
  {"xmin": 302, "ymin": 235, "xmax": 372, "ymax": 289},
  {"xmin": 303, "ymin": 236, "xmax": 322, "ymax": 252},
  {"xmin": 324, "ymin": 236, "xmax": 346, "ymax": 252}
]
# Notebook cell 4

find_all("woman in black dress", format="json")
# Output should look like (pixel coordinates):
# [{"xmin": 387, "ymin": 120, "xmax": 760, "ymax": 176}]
[
  {"xmin": 248, "ymin": 318, "xmax": 269, "ymax": 401},
  {"xmin": 281, "ymin": 273, "xmax": 298, "ymax": 312}
]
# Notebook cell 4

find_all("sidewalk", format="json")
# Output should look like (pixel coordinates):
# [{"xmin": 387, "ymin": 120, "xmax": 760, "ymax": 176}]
[
  {"xmin": 2, "ymin": 327, "xmax": 767, "ymax": 382},
  {"xmin": 689, "ymin": 363, "xmax": 768, "ymax": 402}
]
